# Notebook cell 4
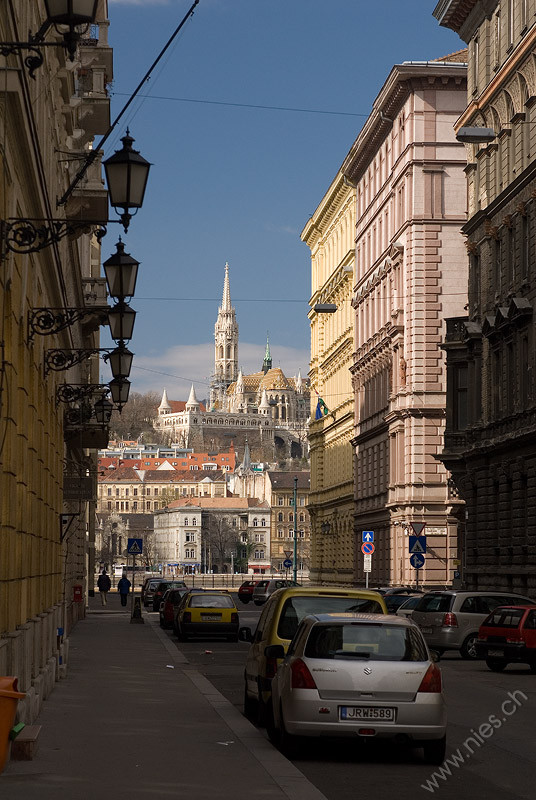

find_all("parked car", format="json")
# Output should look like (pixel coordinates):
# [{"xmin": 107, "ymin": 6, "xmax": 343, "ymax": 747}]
[
  {"xmin": 383, "ymin": 587, "xmax": 424, "ymax": 596},
  {"xmin": 384, "ymin": 592, "xmax": 422, "ymax": 613},
  {"xmin": 476, "ymin": 605, "xmax": 536, "ymax": 672},
  {"xmin": 412, "ymin": 590, "xmax": 535, "ymax": 659},
  {"xmin": 159, "ymin": 587, "xmax": 189, "ymax": 628},
  {"xmin": 396, "ymin": 595, "xmax": 423, "ymax": 618},
  {"xmin": 175, "ymin": 591, "xmax": 239, "ymax": 642},
  {"xmin": 141, "ymin": 577, "xmax": 163, "ymax": 608},
  {"xmin": 238, "ymin": 580, "xmax": 259, "ymax": 604},
  {"xmin": 240, "ymin": 586, "xmax": 387, "ymax": 724},
  {"xmin": 152, "ymin": 580, "xmax": 187, "ymax": 612},
  {"xmin": 268, "ymin": 613, "xmax": 446, "ymax": 764},
  {"xmin": 252, "ymin": 579, "xmax": 300, "ymax": 606}
]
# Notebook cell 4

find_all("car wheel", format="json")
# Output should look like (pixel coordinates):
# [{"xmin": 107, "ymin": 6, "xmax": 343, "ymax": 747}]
[
  {"xmin": 460, "ymin": 634, "xmax": 479, "ymax": 659},
  {"xmin": 486, "ymin": 657, "xmax": 507, "ymax": 672},
  {"xmin": 254, "ymin": 601, "xmax": 263, "ymax": 606},
  {"xmin": 278, "ymin": 704, "xmax": 302, "ymax": 759},
  {"xmin": 243, "ymin": 682, "xmax": 258, "ymax": 722},
  {"xmin": 422, "ymin": 736, "xmax": 446, "ymax": 766}
]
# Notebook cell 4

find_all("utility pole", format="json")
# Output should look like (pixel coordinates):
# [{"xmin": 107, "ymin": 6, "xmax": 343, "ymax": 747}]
[{"xmin": 293, "ymin": 476, "xmax": 298, "ymax": 583}]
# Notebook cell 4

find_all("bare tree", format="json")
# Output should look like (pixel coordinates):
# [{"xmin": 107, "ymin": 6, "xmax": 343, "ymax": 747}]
[
  {"xmin": 108, "ymin": 391, "xmax": 163, "ymax": 441},
  {"xmin": 202, "ymin": 514, "xmax": 237, "ymax": 573}
]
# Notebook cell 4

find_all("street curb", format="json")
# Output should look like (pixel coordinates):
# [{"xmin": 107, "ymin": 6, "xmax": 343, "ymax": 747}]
[{"xmin": 148, "ymin": 617, "xmax": 328, "ymax": 800}]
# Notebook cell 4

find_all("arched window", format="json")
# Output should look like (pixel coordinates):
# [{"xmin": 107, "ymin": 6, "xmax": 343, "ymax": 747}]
[
  {"xmin": 261, "ymin": 518, "xmax": 266, "ymax": 527},
  {"xmin": 184, "ymin": 518, "xmax": 188, "ymax": 526},
  {"xmin": 253, "ymin": 518, "xmax": 258, "ymax": 527},
  {"xmin": 278, "ymin": 512, "xmax": 283, "ymax": 522}
]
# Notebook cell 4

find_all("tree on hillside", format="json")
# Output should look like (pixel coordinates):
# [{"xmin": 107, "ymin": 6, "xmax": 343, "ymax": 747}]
[{"xmin": 108, "ymin": 390, "xmax": 163, "ymax": 441}]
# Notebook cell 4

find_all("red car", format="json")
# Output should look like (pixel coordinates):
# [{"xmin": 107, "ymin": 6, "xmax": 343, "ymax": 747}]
[
  {"xmin": 159, "ymin": 587, "xmax": 189, "ymax": 628},
  {"xmin": 476, "ymin": 604, "xmax": 536, "ymax": 672},
  {"xmin": 238, "ymin": 580, "xmax": 259, "ymax": 604}
]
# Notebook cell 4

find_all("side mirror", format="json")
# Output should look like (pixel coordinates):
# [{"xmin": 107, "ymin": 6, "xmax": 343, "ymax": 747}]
[
  {"xmin": 429, "ymin": 649, "xmax": 441, "ymax": 663},
  {"xmin": 265, "ymin": 644, "xmax": 285, "ymax": 659},
  {"xmin": 239, "ymin": 626, "xmax": 253, "ymax": 643}
]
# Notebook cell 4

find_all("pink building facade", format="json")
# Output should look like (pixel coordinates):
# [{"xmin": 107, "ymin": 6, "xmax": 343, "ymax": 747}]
[{"xmin": 342, "ymin": 57, "xmax": 468, "ymax": 587}]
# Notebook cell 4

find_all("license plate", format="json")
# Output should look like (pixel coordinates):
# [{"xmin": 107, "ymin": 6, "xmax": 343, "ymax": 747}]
[
  {"xmin": 420, "ymin": 627, "xmax": 433, "ymax": 635},
  {"xmin": 201, "ymin": 614, "xmax": 221, "ymax": 621},
  {"xmin": 488, "ymin": 648, "xmax": 504, "ymax": 657},
  {"xmin": 340, "ymin": 706, "xmax": 396, "ymax": 722}
]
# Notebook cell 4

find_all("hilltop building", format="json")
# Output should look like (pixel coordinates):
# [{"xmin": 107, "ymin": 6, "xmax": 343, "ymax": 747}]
[{"xmin": 155, "ymin": 266, "xmax": 310, "ymax": 461}]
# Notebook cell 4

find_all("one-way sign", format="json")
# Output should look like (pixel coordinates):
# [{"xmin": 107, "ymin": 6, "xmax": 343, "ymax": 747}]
[
  {"xmin": 362, "ymin": 531, "xmax": 374, "ymax": 543},
  {"xmin": 409, "ymin": 535, "xmax": 427, "ymax": 554}
]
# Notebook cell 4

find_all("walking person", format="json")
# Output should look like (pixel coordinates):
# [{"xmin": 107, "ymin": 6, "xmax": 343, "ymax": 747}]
[
  {"xmin": 117, "ymin": 574, "xmax": 131, "ymax": 607},
  {"xmin": 97, "ymin": 570, "xmax": 111, "ymax": 606}
]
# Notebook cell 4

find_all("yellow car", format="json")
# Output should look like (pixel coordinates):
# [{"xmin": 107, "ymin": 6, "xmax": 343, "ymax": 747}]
[
  {"xmin": 175, "ymin": 591, "xmax": 239, "ymax": 642},
  {"xmin": 240, "ymin": 586, "xmax": 387, "ymax": 724}
]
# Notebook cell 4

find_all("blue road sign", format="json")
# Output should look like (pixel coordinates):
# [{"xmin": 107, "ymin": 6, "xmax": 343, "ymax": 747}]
[
  {"xmin": 283, "ymin": 558, "xmax": 293, "ymax": 569},
  {"xmin": 362, "ymin": 531, "xmax": 374, "ymax": 543},
  {"xmin": 409, "ymin": 536, "xmax": 427, "ymax": 554},
  {"xmin": 127, "ymin": 538, "xmax": 143, "ymax": 555},
  {"xmin": 362, "ymin": 541, "xmax": 375, "ymax": 555},
  {"xmin": 410, "ymin": 553, "xmax": 425, "ymax": 569}
]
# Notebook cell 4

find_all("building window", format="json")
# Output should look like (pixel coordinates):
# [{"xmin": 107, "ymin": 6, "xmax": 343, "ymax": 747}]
[
  {"xmin": 289, "ymin": 513, "xmax": 294, "ymax": 523},
  {"xmin": 299, "ymin": 497, "xmax": 305, "ymax": 506},
  {"xmin": 192, "ymin": 517, "xmax": 197, "ymax": 526},
  {"xmin": 261, "ymin": 518, "xmax": 266, "ymax": 526},
  {"xmin": 133, "ymin": 502, "xmax": 137, "ymax": 510},
  {"xmin": 133, "ymin": 488, "xmax": 138, "ymax": 496},
  {"xmin": 107, "ymin": 502, "xmax": 112, "ymax": 510},
  {"xmin": 107, "ymin": 488, "xmax": 112, "ymax": 497},
  {"xmin": 154, "ymin": 487, "xmax": 159, "ymax": 496},
  {"xmin": 299, "ymin": 513, "xmax": 305, "ymax": 523},
  {"xmin": 186, "ymin": 532, "xmax": 196, "ymax": 542},
  {"xmin": 278, "ymin": 529, "xmax": 284, "ymax": 538},
  {"xmin": 277, "ymin": 512, "xmax": 283, "ymax": 522},
  {"xmin": 278, "ymin": 496, "xmax": 284, "ymax": 506},
  {"xmin": 146, "ymin": 501, "xmax": 151, "ymax": 510},
  {"xmin": 253, "ymin": 518, "xmax": 258, "ymax": 527},
  {"xmin": 184, "ymin": 518, "xmax": 188, "ymax": 526}
]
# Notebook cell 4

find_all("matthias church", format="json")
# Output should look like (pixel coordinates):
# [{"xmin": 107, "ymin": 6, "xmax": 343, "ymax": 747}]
[{"xmin": 155, "ymin": 264, "xmax": 310, "ymax": 462}]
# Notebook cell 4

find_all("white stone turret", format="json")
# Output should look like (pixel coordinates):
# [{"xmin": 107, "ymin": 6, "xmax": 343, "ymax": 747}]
[
  {"xmin": 186, "ymin": 384, "xmax": 200, "ymax": 412},
  {"xmin": 159, "ymin": 388, "xmax": 171, "ymax": 412},
  {"xmin": 258, "ymin": 388, "xmax": 270, "ymax": 416},
  {"xmin": 296, "ymin": 370, "xmax": 303, "ymax": 393}
]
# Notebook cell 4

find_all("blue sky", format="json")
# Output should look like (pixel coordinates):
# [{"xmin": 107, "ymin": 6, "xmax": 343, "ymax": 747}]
[{"xmin": 102, "ymin": 0, "xmax": 462, "ymax": 401}]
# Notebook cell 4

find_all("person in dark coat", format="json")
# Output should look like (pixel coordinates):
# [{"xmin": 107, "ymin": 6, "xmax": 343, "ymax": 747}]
[
  {"xmin": 117, "ymin": 574, "xmax": 131, "ymax": 607},
  {"xmin": 97, "ymin": 571, "xmax": 111, "ymax": 605}
]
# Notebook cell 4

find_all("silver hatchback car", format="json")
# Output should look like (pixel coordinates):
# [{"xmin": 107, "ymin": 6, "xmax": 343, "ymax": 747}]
[
  {"xmin": 268, "ymin": 613, "xmax": 446, "ymax": 764},
  {"xmin": 411, "ymin": 590, "xmax": 535, "ymax": 659}
]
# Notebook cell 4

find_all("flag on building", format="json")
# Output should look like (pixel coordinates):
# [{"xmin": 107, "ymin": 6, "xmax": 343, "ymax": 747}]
[{"xmin": 315, "ymin": 397, "xmax": 329, "ymax": 419}]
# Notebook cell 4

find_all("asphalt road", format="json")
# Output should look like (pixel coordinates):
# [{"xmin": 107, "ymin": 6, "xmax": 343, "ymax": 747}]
[{"xmin": 152, "ymin": 596, "xmax": 536, "ymax": 800}]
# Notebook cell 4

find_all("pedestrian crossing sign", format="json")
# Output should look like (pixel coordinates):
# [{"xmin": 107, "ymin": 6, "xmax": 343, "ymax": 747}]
[
  {"xmin": 127, "ymin": 538, "xmax": 143, "ymax": 555},
  {"xmin": 409, "ymin": 536, "xmax": 426, "ymax": 554}
]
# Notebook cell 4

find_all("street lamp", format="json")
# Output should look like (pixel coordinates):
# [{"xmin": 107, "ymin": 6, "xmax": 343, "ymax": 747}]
[
  {"xmin": 103, "ymin": 241, "xmax": 140, "ymax": 300},
  {"xmin": 456, "ymin": 126, "xmax": 496, "ymax": 144},
  {"xmin": 104, "ymin": 131, "xmax": 152, "ymax": 232},
  {"xmin": 106, "ymin": 345, "xmax": 134, "ymax": 380},
  {"xmin": 107, "ymin": 302, "xmax": 136, "ymax": 342},
  {"xmin": 93, "ymin": 395, "xmax": 114, "ymax": 426},
  {"xmin": 313, "ymin": 303, "xmax": 337, "ymax": 313},
  {"xmin": 109, "ymin": 379, "xmax": 131, "ymax": 410}
]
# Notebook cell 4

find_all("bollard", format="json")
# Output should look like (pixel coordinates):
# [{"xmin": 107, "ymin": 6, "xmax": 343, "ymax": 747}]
[
  {"xmin": 130, "ymin": 595, "xmax": 144, "ymax": 624},
  {"xmin": 0, "ymin": 677, "xmax": 26, "ymax": 774}
]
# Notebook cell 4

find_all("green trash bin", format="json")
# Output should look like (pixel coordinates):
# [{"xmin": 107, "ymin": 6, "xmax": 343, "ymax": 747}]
[{"xmin": 0, "ymin": 677, "xmax": 26, "ymax": 774}]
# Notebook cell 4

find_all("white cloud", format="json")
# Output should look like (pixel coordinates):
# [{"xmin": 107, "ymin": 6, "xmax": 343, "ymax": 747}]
[{"xmin": 130, "ymin": 340, "xmax": 310, "ymax": 401}]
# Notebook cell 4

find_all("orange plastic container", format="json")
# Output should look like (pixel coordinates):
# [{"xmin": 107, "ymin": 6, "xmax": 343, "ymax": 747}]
[{"xmin": 0, "ymin": 677, "xmax": 26, "ymax": 774}]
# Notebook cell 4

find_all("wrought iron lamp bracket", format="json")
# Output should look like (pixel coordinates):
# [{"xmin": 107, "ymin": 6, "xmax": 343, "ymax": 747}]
[
  {"xmin": 2, "ymin": 219, "xmax": 107, "ymax": 255},
  {"xmin": 45, "ymin": 348, "xmax": 111, "ymax": 375},
  {"xmin": 29, "ymin": 307, "xmax": 108, "ymax": 343},
  {"xmin": 56, "ymin": 383, "xmax": 109, "ymax": 406}
]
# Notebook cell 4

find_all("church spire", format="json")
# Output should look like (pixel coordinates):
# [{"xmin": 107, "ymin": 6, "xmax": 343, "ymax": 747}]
[
  {"xmin": 262, "ymin": 332, "xmax": 272, "ymax": 374},
  {"xmin": 222, "ymin": 262, "xmax": 231, "ymax": 311}
]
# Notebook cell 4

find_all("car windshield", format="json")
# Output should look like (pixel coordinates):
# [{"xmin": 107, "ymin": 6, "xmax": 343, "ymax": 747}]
[
  {"xmin": 189, "ymin": 594, "xmax": 235, "ymax": 609},
  {"xmin": 277, "ymin": 596, "xmax": 384, "ymax": 640},
  {"xmin": 415, "ymin": 594, "xmax": 454, "ymax": 613},
  {"xmin": 484, "ymin": 608, "xmax": 525, "ymax": 628},
  {"xmin": 304, "ymin": 623, "xmax": 429, "ymax": 662}
]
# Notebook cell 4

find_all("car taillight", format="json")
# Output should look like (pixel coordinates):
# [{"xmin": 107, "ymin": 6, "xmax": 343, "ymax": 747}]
[
  {"xmin": 417, "ymin": 663, "xmax": 442, "ymax": 693},
  {"xmin": 442, "ymin": 612, "xmax": 458, "ymax": 627},
  {"xmin": 231, "ymin": 613, "xmax": 238, "ymax": 623},
  {"xmin": 290, "ymin": 659, "xmax": 317, "ymax": 690},
  {"xmin": 183, "ymin": 612, "xmax": 191, "ymax": 623},
  {"xmin": 506, "ymin": 635, "xmax": 522, "ymax": 643}
]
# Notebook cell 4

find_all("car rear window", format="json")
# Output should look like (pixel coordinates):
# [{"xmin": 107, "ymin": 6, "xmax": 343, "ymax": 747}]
[
  {"xmin": 256, "ymin": 581, "xmax": 269, "ymax": 588},
  {"xmin": 189, "ymin": 594, "xmax": 234, "ymax": 608},
  {"xmin": 277, "ymin": 596, "xmax": 384, "ymax": 640},
  {"xmin": 484, "ymin": 608, "xmax": 525, "ymax": 628},
  {"xmin": 415, "ymin": 594, "xmax": 454, "ymax": 613},
  {"xmin": 304, "ymin": 623, "xmax": 428, "ymax": 662}
]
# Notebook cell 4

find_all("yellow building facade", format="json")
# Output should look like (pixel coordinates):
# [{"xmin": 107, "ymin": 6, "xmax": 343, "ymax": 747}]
[
  {"xmin": 302, "ymin": 173, "xmax": 356, "ymax": 584},
  {"xmin": 0, "ymin": 1, "xmax": 112, "ymax": 721}
]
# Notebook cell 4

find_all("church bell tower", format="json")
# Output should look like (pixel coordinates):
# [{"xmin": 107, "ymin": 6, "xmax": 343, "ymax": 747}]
[{"xmin": 210, "ymin": 263, "xmax": 238, "ymax": 409}]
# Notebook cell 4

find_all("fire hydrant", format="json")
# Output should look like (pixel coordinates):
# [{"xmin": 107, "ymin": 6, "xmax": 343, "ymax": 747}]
[{"xmin": 0, "ymin": 677, "xmax": 25, "ymax": 774}]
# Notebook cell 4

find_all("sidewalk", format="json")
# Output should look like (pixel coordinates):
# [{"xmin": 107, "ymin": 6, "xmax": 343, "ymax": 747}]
[{"xmin": 1, "ymin": 593, "xmax": 327, "ymax": 800}]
